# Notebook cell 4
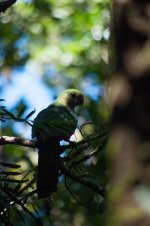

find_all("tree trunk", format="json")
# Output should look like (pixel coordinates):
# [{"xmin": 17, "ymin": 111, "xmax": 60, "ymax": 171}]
[{"xmin": 107, "ymin": 0, "xmax": 150, "ymax": 225}]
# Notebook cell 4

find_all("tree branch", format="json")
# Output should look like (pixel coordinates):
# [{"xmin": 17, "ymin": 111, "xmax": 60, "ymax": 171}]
[
  {"xmin": 59, "ymin": 161, "xmax": 105, "ymax": 197},
  {"xmin": 1, "ymin": 186, "xmax": 42, "ymax": 225},
  {"xmin": 0, "ymin": 135, "xmax": 105, "ymax": 203},
  {"xmin": 70, "ymin": 139, "xmax": 106, "ymax": 166},
  {"xmin": 62, "ymin": 133, "xmax": 107, "ymax": 161},
  {"xmin": 64, "ymin": 175, "xmax": 89, "ymax": 208},
  {"xmin": 0, "ymin": 134, "xmax": 106, "ymax": 153},
  {"xmin": 0, "ymin": 136, "xmax": 36, "ymax": 148}
]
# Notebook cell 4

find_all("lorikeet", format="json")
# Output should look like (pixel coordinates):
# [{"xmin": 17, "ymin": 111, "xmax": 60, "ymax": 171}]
[{"xmin": 32, "ymin": 89, "xmax": 84, "ymax": 198}]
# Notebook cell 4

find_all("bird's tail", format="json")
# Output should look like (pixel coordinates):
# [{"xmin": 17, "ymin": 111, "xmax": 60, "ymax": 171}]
[{"xmin": 37, "ymin": 138, "xmax": 60, "ymax": 199}]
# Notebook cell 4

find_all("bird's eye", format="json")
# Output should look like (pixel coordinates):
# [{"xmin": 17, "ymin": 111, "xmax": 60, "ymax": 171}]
[{"xmin": 70, "ymin": 93, "xmax": 76, "ymax": 98}]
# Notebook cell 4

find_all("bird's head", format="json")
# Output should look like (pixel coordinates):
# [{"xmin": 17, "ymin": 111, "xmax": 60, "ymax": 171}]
[{"xmin": 56, "ymin": 89, "xmax": 84, "ymax": 109}]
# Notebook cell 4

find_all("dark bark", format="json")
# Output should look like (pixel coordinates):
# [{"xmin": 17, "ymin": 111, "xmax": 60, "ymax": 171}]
[
  {"xmin": 107, "ymin": 0, "xmax": 150, "ymax": 225},
  {"xmin": 112, "ymin": 0, "xmax": 150, "ymax": 140}
]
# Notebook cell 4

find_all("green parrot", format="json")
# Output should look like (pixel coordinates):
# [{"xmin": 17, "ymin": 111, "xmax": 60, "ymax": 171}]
[{"xmin": 32, "ymin": 89, "xmax": 84, "ymax": 198}]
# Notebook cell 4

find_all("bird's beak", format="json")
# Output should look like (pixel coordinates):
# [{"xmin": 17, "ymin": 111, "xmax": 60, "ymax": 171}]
[{"xmin": 78, "ymin": 95, "xmax": 84, "ymax": 105}]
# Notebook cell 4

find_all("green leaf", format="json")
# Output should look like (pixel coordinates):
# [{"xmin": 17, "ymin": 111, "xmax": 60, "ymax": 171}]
[
  {"xmin": 1, "ymin": 107, "xmax": 16, "ymax": 119},
  {"xmin": 0, "ymin": 171, "xmax": 21, "ymax": 176},
  {"xmin": 0, "ymin": 163, "xmax": 21, "ymax": 168},
  {"xmin": 2, "ymin": 179, "xmax": 28, "ymax": 183},
  {"xmin": 17, "ymin": 105, "xmax": 27, "ymax": 118},
  {"xmin": 13, "ymin": 207, "xmax": 26, "ymax": 224},
  {"xmin": 25, "ymin": 109, "xmax": 36, "ymax": 119}
]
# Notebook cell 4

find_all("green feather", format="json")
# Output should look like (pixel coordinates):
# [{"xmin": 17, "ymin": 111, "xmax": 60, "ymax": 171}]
[{"xmin": 32, "ymin": 89, "xmax": 84, "ymax": 198}]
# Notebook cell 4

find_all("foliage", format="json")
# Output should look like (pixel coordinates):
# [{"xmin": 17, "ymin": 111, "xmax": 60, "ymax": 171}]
[
  {"xmin": 0, "ymin": 105, "xmax": 108, "ymax": 225},
  {"xmin": 0, "ymin": 0, "xmax": 111, "ymax": 225}
]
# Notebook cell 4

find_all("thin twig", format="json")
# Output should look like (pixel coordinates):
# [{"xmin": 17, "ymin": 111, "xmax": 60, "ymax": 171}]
[
  {"xmin": 64, "ymin": 175, "xmax": 89, "ymax": 208},
  {"xmin": 71, "ymin": 139, "xmax": 107, "ymax": 166},
  {"xmin": 59, "ymin": 161, "xmax": 105, "ymax": 197},
  {"xmin": 62, "ymin": 133, "xmax": 107, "ymax": 161},
  {"xmin": 1, "ymin": 186, "xmax": 42, "ymax": 225}
]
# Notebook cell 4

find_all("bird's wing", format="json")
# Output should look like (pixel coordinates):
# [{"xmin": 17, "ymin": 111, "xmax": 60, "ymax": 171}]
[{"xmin": 32, "ymin": 105, "xmax": 77, "ymax": 140}]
